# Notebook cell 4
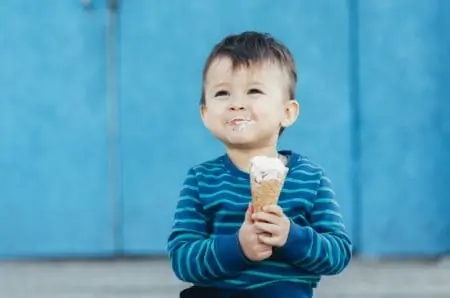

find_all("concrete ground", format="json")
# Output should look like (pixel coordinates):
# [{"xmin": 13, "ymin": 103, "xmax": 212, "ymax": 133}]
[{"xmin": 1, "ymin": 257, "xmax": 449, "ymax": 298}]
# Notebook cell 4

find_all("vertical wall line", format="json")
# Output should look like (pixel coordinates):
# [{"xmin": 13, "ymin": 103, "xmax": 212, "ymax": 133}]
[
  {"xmin": 106, "ymin": 0, "xmax": 123, "ymax": 255},
  {"xmin": 348, "ymin": 0, "xmax": 362, "ymax": 253}
]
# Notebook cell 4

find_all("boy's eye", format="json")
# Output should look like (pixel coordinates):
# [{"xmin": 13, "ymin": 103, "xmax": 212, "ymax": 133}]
[
  {"xmin": 248, "ymin": 88, "xmax": 263, "ymax": 95},
  {"xmin": 214, "ymin": 90, "xmax": 230, "ymax": 97}
]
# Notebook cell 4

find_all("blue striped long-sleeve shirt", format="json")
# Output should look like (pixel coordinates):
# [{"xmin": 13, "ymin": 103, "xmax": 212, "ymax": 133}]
[{"xmin": 167, "ymin": 151, "xmax": 352, "ymax": 290}]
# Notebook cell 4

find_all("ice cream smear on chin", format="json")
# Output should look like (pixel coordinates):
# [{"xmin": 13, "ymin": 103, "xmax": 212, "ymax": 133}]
[{"xmin": 250, "ymin": 155, "xmax": 288, "ymax": 183}]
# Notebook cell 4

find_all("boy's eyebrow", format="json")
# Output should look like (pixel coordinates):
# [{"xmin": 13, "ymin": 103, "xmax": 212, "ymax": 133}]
[
  {"xmin": 247, "ymin": 81, "xmax": 265, "ymax": 87},
  {"xmin": 206, "ymin": 82, "xmax": 230, "ymax": 89}
]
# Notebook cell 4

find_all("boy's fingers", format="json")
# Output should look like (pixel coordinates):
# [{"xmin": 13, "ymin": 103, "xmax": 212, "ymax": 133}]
[
  {"xmin": 262, "ymin": 204, "xmax": 283, "ymax": 215},
  {"xmin": 254, "ymin": 222, "xmax": 277, "ymax": 235},
  {"xmin": 258, "ymin": 234, "xmax": 277, "ymax": 246},
  {"xmin": 253, "ymin": 212, "xmax": 280, "ymax": 224},
  {"xmin": 244, "ymin": 203, "xmax": 254, "ymax": 223}
]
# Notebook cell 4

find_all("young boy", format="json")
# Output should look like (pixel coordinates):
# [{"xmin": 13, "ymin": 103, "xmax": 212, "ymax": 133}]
[{"xmin": 167, "ymin": 31, "xmax": 352, "ymax": 298}]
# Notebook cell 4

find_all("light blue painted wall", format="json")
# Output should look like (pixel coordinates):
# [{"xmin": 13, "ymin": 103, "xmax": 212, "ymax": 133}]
[
  {"xmin": 0, "ymin": 1, "xmax": 115, "ymax": 258},
  {"xmin": 0, "ymin": 0, "xmax": 449, "ymax": 259},
  {"xmin": 118, "ymin": 0, "xmax": 354, "ymax": 254},
  {"xmin": 358, "ymin": 0, "xmax": 450, "ymax": 257}
]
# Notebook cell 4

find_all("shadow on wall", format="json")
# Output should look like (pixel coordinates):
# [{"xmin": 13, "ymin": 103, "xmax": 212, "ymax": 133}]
[{"xmin": 435, "ymin": 0, "xmax": 450, "ymax": 253}]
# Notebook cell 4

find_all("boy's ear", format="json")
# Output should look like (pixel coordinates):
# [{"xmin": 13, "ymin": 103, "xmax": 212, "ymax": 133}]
[
  {"xmin": 281, "ymin": 99, "xmax": 300, "ymax": 128},
  {"xmin": 200, "ymin": 104, "xmax": 210, "ymax": 129}
]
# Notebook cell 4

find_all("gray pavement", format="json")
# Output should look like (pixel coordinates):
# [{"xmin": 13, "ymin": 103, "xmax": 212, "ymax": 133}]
[{"xmin": 0, "ymin": 257, "xmax": 449, "ymax": 298}]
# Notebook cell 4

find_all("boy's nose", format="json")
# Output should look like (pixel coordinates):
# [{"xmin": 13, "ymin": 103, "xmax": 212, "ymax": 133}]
[
  {"xmin": 228, "ymin": 98, "xmax": 247, "ymax": 111},
  {"xmin": 229, "ymin": 104, "xmax": 246, "ymax": 111}
]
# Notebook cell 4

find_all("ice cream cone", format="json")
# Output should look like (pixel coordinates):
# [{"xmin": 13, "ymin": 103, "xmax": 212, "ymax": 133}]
[{"xmin": 249, "ymin": 156, "xmax": 288, "ymax": 213}]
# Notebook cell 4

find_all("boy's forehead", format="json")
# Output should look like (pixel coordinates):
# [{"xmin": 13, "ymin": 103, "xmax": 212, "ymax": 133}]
[{"xmin": 205, "ymin": 57, "xmax": 286, "ymax": 84}]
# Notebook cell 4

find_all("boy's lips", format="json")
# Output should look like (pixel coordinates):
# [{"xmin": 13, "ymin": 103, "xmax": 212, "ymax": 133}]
[
  {"xmin": 227, "ymin": 117, "xmax": 254, "ymax": 126},
  {"xmin": 227, "ymin": 117, "xmax": 255, "ymax": 132}
]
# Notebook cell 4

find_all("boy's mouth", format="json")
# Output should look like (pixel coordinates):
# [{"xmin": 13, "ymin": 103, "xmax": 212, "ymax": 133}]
[
  {"xmin": 229, "ymin": 117, "xmax": 253, "ymax": 125},
  {"xmin": 228, "ymin": 117, "xmax": 255, "ymax": 131}
]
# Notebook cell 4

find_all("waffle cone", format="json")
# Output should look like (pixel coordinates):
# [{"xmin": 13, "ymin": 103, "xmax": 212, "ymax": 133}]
[{"xmin": 250, "ymin": 173, "xmax": 285, "ymax": 213}]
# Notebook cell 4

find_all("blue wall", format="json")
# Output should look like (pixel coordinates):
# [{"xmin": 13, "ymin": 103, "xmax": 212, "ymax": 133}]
[
  {"xmin": 118, "ymin": 0, "xmax": 354, "ymax": 255},
  {"xmin": 358, "ymin": 0, "xmax": 450, "ymax": 257},
  {"xmin": 0, "ymin": 1, "xmax": 449, "ymax": 259},
  {"xmin": 0, "ymin": 1, "xmax": 115, "ymax": 258}
]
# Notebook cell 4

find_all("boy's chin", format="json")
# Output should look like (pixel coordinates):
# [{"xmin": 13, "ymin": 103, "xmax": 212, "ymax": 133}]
[{"xmin": 221, "ymin": 134, "xmax": 261, "ymax": 148}]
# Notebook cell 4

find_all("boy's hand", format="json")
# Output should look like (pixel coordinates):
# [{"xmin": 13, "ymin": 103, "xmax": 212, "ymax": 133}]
[
  {"xmin": 253, "ymin": 205, "xmax": 290, "ymax": 247},
  {"xmin": 238, "ymin": 204, "xmax": 273, "ymax": 261}
]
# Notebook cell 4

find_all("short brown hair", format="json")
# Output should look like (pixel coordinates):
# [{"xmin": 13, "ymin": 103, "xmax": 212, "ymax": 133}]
[{"xmin": 200, "ymin": 31, "xmax": 297, "ymax": 135}]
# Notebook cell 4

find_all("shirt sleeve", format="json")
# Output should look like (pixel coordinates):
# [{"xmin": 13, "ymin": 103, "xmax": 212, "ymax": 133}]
[
  {"xmin": 277, "ymin": 172, "xmax": 353, "ymax": 275},
  {"xmin": 167, "ymin": 169, "xmax": 249, "ymax": 284}
]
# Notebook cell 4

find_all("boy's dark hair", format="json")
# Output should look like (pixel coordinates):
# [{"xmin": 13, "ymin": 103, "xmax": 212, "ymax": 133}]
[{"xmin": 200, "ymin": 31, "xmax": 297, "ymax": 136}]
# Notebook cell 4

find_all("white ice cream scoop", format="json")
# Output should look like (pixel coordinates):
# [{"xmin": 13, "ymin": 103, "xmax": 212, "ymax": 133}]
[{"xmin": 250, "ymin": 155, "xmax": 288, "ymax": 183}]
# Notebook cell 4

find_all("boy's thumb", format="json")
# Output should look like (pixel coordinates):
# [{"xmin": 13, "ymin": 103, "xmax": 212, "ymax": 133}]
[{"xmin": 244, "ymin": 203, "xmax": 254, "ymax": 223}]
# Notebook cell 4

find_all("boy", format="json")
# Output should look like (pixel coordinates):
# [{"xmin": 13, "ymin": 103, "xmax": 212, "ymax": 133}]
[{"xmin": 167, "ymin": 31, "xmax": 352, "ymax": 298}]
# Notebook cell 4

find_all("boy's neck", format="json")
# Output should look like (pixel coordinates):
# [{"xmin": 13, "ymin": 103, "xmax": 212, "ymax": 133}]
[{"xmin": 226, "ymin": 146, "xmax": 279, "ymax": 173}]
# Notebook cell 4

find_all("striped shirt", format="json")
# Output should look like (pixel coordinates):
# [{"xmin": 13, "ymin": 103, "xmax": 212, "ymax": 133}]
[{"xmin": 167, "ymin": 150, "xmax": 352, "ymax": 290}]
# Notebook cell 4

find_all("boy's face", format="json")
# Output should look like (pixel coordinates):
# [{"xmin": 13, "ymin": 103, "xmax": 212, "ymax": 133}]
[{"xmin": 201, "ymin": 57, "xmax": 299, "ymax": 149}]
